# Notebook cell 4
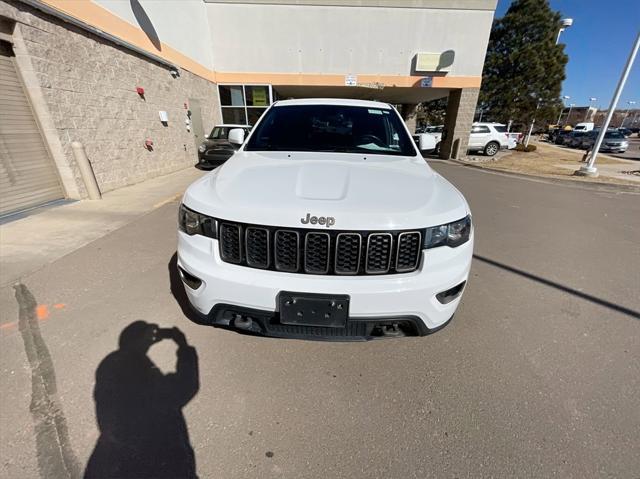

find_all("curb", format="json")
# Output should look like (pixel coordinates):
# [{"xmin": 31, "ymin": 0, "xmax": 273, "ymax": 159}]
[{"xmin": 443, "ymin": 158, "xmax": 640, "ymax": 194}]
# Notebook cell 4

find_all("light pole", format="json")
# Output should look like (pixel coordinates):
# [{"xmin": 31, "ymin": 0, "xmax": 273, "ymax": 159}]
[
  {"xmin": 524, "ymin": 99, "xmax": 542, "ymax": 147},
  {"xmin": 585, "ymin": 97, "xmax": 597, "ymax": 121},
  {"xmin": 620, "ymin": 100, "xmax": 636, "ymax": 127},
  {"xmin": 577, "ymin": 30, "xmax": 640, "ymax": 177},
  {"xmin": 567, "ymin": 103, "xmax": 575, "ymax": 126},
  {"xmin": 557, "ymin": 95, "xmax": 570, "ymax": 125},
  {"xmin": 556, "ymin": 18, "xmax": 573, "ymax": 44}
]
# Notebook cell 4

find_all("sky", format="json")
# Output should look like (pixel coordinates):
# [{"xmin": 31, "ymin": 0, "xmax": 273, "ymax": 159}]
[{"xmin": 495, "ymin": 0, "xmax": 640, "ymax": 110}]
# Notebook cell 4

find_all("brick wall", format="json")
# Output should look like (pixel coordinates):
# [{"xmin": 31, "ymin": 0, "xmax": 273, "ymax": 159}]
[
  {"xmin": 1, "ymin": 1, "xmax": 220, "ymax": 197},
  {"xmin": 440, "ymin": 88, "xmax": 479, "ymax": 159}
]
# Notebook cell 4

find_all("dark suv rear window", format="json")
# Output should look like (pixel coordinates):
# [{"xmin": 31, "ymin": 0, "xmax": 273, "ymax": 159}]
[{"xmin": 604, "ymin": 131, "xmax": 624, "ymax": 139}]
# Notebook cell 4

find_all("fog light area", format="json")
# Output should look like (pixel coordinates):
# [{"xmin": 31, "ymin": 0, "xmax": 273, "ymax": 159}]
[
  {"xmin": 179, "ymin": 267, "xmax": 203, "ymax": 290},
  {"xmin": 436, "ymin": 281, "xmax": 466, "ymax": 304}
]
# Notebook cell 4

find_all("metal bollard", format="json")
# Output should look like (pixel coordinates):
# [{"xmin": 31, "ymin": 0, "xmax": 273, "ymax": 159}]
[{"xmin": 71, "ymin": 141, "xmax": 101, "ymax": 200}]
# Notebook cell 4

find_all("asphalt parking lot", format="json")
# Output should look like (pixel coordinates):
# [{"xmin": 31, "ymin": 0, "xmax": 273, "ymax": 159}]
[{"xmin": 1, "ymin": 162, "xmax": 639, "ymax": 479}]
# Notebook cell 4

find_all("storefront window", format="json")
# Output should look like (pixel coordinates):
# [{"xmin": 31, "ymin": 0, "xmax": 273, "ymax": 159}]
[
  {"xmin": 218, "ymin": 85, "xmax": 272, "ymax": 126},
  {"xmin": 247, "ymin": 107, "xmax": 268, "ymax": 126},
  {"xmin": 221, "ymin": 107, "xmax": 247, "ymax": 125},
  {"xmin": 219, "ymin": 85, "xmax": 245, "ymax": 107}
]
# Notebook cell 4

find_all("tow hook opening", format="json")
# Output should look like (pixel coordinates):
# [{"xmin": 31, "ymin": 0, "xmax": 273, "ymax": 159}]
[
  {"xmin": 436, "ymin": 281, "xmax": 466, "ymax": 305},
  {"xmin": 233, "ymin": 314, "xmax": 253, "ymax": 330},
  {"xmin": 370, "ymin": 321, "xmax": 417, "ymax": 338},
  {"xmin": 179, "ymin": 267, "xmax": 203, "ymax": 290}
]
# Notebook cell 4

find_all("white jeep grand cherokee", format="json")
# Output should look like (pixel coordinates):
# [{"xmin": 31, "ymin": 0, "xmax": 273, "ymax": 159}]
[{"xmin": 177, "ymin": 99, "xmax": 473, "ymax": 340}]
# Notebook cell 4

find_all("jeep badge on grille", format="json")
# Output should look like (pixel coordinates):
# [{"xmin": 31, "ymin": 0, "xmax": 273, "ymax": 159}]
[{"xmin": 300, "ymin": 213, "xmax": 335, "ymax": 228}]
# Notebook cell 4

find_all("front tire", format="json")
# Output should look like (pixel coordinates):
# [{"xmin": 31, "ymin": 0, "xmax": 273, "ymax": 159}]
[{"xmin": 484, "ymin": 141, "xmax": 499, "ymax": 156}]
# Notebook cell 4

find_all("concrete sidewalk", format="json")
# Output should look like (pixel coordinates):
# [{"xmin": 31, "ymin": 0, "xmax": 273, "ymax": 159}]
[{"xmin": 0, "ymin": 167, "xmax": 205, "ymax": 287}]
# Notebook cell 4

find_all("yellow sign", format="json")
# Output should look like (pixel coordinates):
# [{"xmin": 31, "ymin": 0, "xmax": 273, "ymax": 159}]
[
  {"xmin": 252, "ymin": 88, "xmax": 268, "ymax": 106},
  {"xmin": 415, "ymin": 51, "xmax": 454, "ymax": 72}
]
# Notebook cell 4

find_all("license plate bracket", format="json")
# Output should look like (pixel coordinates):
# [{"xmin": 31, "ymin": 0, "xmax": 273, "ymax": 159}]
[{"xmin": 278, "ymin": 292, "xmax": 349, "ymax": 328}]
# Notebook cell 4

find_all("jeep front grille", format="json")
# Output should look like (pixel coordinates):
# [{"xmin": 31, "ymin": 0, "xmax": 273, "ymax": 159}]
[
  {"xmin": 219, "ymin": 223, "xmax": 242, "ymax": 264},
  {"xmin": 217, "ymin": 221, "xmax": 422, "ymax": 276},
  {"xmin": 335, "ymin": 233, "xmax": 361, "ymax": 275}
]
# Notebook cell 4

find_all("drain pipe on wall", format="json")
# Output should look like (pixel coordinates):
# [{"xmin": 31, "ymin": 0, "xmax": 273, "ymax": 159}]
[{"xmin": 71, "ymin": 142, "xmax": 102, "ymax": 200}]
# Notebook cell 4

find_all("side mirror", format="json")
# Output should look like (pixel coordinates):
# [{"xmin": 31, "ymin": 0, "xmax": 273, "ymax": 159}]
[
  {"xmin": 228, "ymin": 128, "xmax": 245, "ymax": 146},
  {"xmin": 418, "ymin": 134, "xmax": 436, "ymax": 151}
]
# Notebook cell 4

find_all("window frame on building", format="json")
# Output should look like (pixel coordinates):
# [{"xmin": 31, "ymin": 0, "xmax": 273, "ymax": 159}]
[{"xmin": 217, "ymin": 84, "xmax": 273, "ymax": 126}]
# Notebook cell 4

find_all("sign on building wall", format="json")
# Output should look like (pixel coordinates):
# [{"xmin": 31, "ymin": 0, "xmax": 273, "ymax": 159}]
[
  {"xmin": 252, "ymin": 88, "xmax": 267, "ymax": 106},
  {"xmin": 420, "ymin": 77, "xmax": 433, "ymax": 88},
  {"xmin": 345, "ymin": 74, "xmax": 357, "ymax": 87},
  {"xmin": 415, "ymin": 52, "xmax": 454, "ymax": 72}
]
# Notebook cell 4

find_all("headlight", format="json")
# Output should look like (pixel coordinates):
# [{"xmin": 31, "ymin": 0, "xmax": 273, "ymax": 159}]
[
  {"xmin": 178, "ymin": 204, "xmax": 217, "ymax": 238},
  {"xmin": 198, "ymin": 144, "xmax": 207, "ymax": 153},
  {"xmin": 423, "ymin": 215, "xmax": 471, "ymax": 249},
  {"xmin": 621, "ymin": 141, "xmax": 629, "ymax": 147}
]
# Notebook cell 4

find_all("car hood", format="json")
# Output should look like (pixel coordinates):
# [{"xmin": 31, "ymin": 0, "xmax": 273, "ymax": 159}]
[{"xmin": 183, "ymin": 151, "xmax": 469, "ymax": 230}]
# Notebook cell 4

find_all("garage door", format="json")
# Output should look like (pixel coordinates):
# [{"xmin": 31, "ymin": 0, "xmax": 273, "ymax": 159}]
[{"xmin": 0, "ymin": 40, "xmax": 63, "ymax": 216}]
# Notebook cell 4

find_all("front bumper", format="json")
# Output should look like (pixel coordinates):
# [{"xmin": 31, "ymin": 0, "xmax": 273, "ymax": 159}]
[{"xmin": 177, "ymin": 231, "xmax": 473, "ymax": 340}]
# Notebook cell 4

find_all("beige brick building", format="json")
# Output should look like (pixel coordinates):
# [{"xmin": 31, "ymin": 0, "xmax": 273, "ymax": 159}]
[{"xmin": 0, "ymin": 0, "xmax": 496, "ymax": 216}]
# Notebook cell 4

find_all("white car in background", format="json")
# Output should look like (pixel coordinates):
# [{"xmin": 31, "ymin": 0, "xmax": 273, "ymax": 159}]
[
  {"xmin": 468, "ymin": 122, "xmax": 511, "ymax": 156},
  {"xmin": 413, "ymin": 125, "xmax": 443, "ymax": 154}
]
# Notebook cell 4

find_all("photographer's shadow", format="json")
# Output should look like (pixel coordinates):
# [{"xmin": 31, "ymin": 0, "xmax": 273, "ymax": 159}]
[{"xmin": 85, "ymin": 321, "xmax": 199, "ymax": 479}]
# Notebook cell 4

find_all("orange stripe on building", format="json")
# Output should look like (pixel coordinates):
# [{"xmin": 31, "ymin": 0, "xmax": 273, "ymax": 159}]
[{"xmin": 214, "ymin": 72, "xmax": 481, "ymax": 89}]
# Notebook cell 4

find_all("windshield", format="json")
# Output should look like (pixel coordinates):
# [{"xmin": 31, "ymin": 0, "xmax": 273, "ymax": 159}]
[
  {"xmin": 208, "ymin": 127, "xmax": 231, "ymax": 140},
  {"xmin": 605, "ymin": 131, "xmax": 624, "ymax": 139},
  {"xmin": 245, "ymin": 104, "xmax": 417, "ymax": 156}
]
